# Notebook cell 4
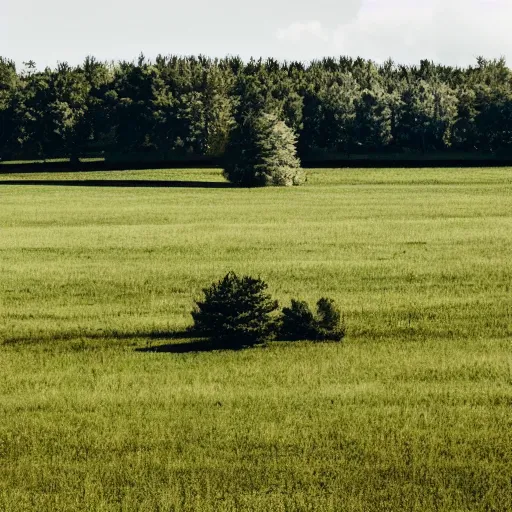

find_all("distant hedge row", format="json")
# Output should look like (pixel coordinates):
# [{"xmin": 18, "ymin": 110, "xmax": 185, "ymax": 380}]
[{"xmin": 1, "ymin": 55, "xmax": 512, "ymax": 161}]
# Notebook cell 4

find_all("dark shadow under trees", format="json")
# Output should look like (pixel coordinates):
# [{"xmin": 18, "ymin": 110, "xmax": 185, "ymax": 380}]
[
  {"xmin": 3, "ymin": 328, "xmax": 232, "ymax": 353},
  {"xmin": 0, "ymin": 179, "xmax": 233, "ymax": 188}
]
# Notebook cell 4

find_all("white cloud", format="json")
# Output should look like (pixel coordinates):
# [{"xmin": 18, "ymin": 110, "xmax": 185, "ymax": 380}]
[
  {"xmin": 332, "ymin": 0, "xmax": 512, "ymax": 66},
  {"xmin": 276, "ymin": 21, "xmax": 330, "ymax": 43},
  {"xmin": 4, "ymin": 0, "xmax": 512, "ymax": 67}
]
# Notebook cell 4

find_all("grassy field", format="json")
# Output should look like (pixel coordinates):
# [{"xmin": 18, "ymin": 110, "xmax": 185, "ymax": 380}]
[{"xmin": 1, "ymin": 168, "xmax": 511, "ymax": 511}]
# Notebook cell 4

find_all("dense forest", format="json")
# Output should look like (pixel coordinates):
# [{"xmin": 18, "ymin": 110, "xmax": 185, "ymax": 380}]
[{"xmin": 1, "ymin": 54, "xmax": 512, "ymax": 162}]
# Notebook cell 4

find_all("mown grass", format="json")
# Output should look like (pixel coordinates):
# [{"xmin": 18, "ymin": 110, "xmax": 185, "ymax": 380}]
[{"xmin": 1, "ymin": 168, "xmax": 511, "ymax": 511}]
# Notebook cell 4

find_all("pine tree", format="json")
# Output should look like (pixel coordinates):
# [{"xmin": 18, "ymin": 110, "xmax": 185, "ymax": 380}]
[
  {"xmin": 354, "ymin": 86, "xmax": 393, "ymax": 152},
  {"xmin": 192, "ymin": 272, "xmax": 279, "ymax": 348},
  {"xmin": 0, "ymin": 58, "xmax": 18, "ymax": 159},
  {"xmin": 253, "ymin": 113, "xmax": 304, "ymax": 186},
  {"xmin": 203, "ymin": 66, "xmax": 235, "ymax": 156},
  {"xmin": 224, "ymin": 112, "xmax": 304, "ymax": 187}
]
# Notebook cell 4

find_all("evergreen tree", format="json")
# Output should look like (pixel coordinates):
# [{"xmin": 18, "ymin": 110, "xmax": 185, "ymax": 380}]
[
  {"xmin": 395, "ymin": 79, "xmax": 458, "ymax": 152},
  {"xmin": 2, "ymin": 54, "xmax": 512, "ymax": 161},
  {"xmin": 354, "ymin": 86, "xmax": 393, "ymax": 152},
  {"xmin": 0, "ymin": 58, "xmax": 18, "ymax": 159},
  {"xmin": 48, "ymin": 63, "xmax": 90, "ymax": 161},
  {"xmin": 319, "ymin": 75, "xmax": 360, "ymax": 155},
  {"xmin": 253, "ymin": 113, "xmax": 304, "ymax": 186},
  {"xmin": 224, "ymin": 112, "xmax": 304, "ymax": 187},
  {"xmin": 10, "ymin": 69, "xmax": 53, "ymax": 158},
  {"xmin": 202, "ymin": 65, "xmax": 236, "ymax": 156},
  {"xmin": 192, "ymin": 272, "xmax": 279, "ymax": 348},
  {"xmin": 452, "ymin": 86, "xmax": 478, "ymax": 151}
]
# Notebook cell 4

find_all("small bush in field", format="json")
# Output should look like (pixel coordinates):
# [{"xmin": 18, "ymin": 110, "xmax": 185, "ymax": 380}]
[
  {"xmin": 280, "ymin": 297, "xmax": 345, "ymax": 342},
  {"xmin": 279, "ymin": 299, "xmax": 317, "ymax": 340},
  {"xmin": 315, "ymin": 298, "xmax": 345, "ymax": 341},
  {"xmin": 191, "ymin": 272, "xmax": 278, "ymax": 348}
]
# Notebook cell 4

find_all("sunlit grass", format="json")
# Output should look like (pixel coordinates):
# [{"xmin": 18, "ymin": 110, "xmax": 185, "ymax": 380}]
[
  {"xmin": 2, "ymin": 168, "xmax": 511, "ymax": 343},
  {"xmin": 0, "ymin": 168, "xmax": 511, "ymax": 511}
]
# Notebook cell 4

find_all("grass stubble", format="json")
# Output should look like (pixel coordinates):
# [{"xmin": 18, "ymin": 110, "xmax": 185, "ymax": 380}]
[{"xmin": 0, "ymin": 168, "xmax": 511, "ymax": 511}]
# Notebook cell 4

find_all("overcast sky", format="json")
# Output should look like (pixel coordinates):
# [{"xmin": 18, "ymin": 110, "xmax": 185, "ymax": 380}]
[{"xmin": 2, "ymin": 0, "xmax": 512, "ymax": 70}]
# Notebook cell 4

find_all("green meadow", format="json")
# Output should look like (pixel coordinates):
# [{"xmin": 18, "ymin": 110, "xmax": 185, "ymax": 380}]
[{"xmin": 1, "ymin": 168, "xmax": 511, "ymax": 511}]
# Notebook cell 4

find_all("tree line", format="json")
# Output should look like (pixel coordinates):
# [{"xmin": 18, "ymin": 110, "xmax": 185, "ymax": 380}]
[{"xmin": 1, "ymin": 54, "xmax": 512, "ymax": 162}]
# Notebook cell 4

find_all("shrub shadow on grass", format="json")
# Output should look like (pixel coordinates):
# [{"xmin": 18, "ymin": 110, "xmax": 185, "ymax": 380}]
[
  {"xmin": 3, "ymin": 328, "xmax": 246, "ymax": 352},
  {"xmin": 137, "ymin": 330, "xmax": 252, "ymax": 353},
  {"xmin": 2, "ymin": 328, "xmax": 197, "ymax": 346},
  {"xmin": 136, "ymin": 340, "xmax": 221, "ymax": 354},
  {"xmin": 0, "ymin": 179, "xmax": 233, "ymax": 189}
]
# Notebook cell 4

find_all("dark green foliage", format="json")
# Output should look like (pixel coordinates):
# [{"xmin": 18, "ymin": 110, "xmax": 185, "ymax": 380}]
[
  {"xmin": 315, "ymin": 298, "xmax": 345, "ymax": 341},
  {"xmin": 355, "ymin": 86, "xmax": 393, "ymax": 152},
  {"xmin": 222, "ymin": 116, "xmax": 260, "ymax": 187},
  {"xmin": 280, "ymin": 297, "xmax": 345, "ymax": 342},
  {"xmin": 279, "ymin": 300, "xmax": 317, "ymax": 340},
  {"xmin": 2, "ymin": 54, "xmax": 512, "ymax": 161},
  {"xmin": 191, "ymin": 272, "xmax": 279, "ymax": 348},
  {"xmin": 0, "ymin": 57, "xmax": 18, "ymax": 159}
]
